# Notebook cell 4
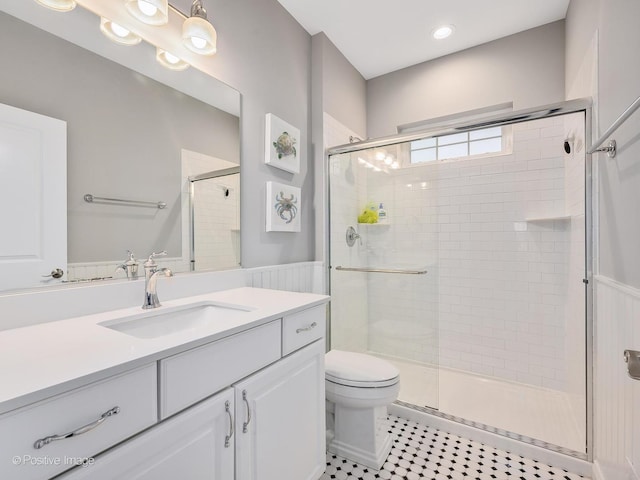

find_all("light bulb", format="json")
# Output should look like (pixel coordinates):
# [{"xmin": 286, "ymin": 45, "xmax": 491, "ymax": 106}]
[
  {"xmin": 110, "ymin": 22, "xmax": 130, "ymax": 38},
  {"xmin": 138, "ymin": 0, "xmax": 158, "ymax": 17},
  {"xmin": 190, "ymin": 36, "xmax": 208, "ymax": 49},
  {"xmin": 33, "ymin": 0, "xmax": 76, "ymax": 11},
  {"xmin": 164, "ymin": 52, "xmax": 179, "ymax": 64},
  {"xmin": 100, "ymin": 17, "xmax": 142, "ymax": 46},
  {"xmin": 125, "ymin": 0, "xmax": 168, "ymax": 26},
  {"xmin": 156, "ymin": 48, "xmax": 189, "ymax": 71}
]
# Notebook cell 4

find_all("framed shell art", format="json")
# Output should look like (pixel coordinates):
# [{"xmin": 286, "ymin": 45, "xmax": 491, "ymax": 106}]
[
  {"xmin": 265, "ymin": 113, "xmax": 300, "ymax": 174},
  {"xmin": 266, "ymin": 181, "xmax": 301, "ymax": 232}
]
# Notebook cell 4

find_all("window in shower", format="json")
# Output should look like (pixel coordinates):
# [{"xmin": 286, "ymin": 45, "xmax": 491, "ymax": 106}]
[{"xmin": 409, "ymin": 126, "xmax": 508, "ymax": 164}]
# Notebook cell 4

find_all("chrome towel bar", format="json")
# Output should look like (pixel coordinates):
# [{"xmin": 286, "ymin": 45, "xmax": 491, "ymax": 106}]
[
  {"xmin": 334, "ymin": 266, "xmax": 427, "ymax": 275},
  {"xmin": 84, "ymin": 194, "xmax": 167, "ymax": 209}
]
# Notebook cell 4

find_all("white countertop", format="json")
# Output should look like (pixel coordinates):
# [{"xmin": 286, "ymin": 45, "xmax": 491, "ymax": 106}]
[{"xmin": 0, "ymin": 287, "xmax": 329, "ymax": 415}]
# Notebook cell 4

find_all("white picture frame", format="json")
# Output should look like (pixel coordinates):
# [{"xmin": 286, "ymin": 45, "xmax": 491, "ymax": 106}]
[
  {"xmin": 266, "ymin": 181, "xmax": 301, "ymax": 232},
  {"xmin": 265, "ymin": 113, "xmax": 300, "ymax": 174}
]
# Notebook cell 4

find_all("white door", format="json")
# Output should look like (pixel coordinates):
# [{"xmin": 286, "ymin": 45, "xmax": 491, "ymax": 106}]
[
  {"xmin": 59, "ymin": 388, "xmax": 235, "ymax": 480},
  {"xmin": 0, "ymin": 103, "xmax": 67, "ymax": 290},
  {"xmin": 235, "ymin": 340, "xmax": 326, "ymax": 480}
]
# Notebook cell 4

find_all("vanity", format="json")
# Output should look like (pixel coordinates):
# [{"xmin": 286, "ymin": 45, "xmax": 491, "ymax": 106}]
[{"xmin": 0, "ymin": 287, "xmax": 329, "ymax": 480}]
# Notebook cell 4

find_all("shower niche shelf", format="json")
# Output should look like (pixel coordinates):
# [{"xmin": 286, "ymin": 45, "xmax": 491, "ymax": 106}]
[{"xmin": 525, "ymin": 215, "xmax": 571, "ymax": 222}]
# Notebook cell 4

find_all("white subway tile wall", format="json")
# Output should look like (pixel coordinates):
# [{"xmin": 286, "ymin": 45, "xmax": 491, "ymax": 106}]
[{"xmin": 192, "ymin": 174, "xmax": 241, "ymax": 271}]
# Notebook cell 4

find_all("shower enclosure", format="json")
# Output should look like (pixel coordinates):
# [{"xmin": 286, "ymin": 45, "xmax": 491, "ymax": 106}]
[
  {"xmin": 189, "ymin": 168, "xmax": 241, "ymax": 271},
  {"xmin": 327, "ymin": 101, "xmax": 591, "ymax": 457}
]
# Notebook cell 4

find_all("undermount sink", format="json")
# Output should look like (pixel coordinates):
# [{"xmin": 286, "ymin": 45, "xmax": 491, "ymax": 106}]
[{"xmin": 99, "ymin": 302, "xmax": 254, "ymax": 339}]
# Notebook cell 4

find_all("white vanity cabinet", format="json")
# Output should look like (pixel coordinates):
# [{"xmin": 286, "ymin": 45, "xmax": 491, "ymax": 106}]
[
  {"xmin": 234, "ymin": 339, "xmax": 326, "ymax": 480},
  {"xmin": 0, "ymin": 364, "xmax": 157, "ymax": 480},
  {"xmin": 59, "ymin": 389, "xmax": 235, "ymax": 480},
  {"xmin": 1, "ymin": 295, "xmax": 328, "ymax": 480}
]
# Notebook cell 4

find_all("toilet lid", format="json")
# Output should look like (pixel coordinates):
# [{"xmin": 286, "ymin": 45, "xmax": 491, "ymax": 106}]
[{"xmin": 325, "ymin": 350, "xmax": 399, "ymax": 388}]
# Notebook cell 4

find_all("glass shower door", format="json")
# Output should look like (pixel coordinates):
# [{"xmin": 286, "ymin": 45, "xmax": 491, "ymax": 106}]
[
  {"xmin": 328, "ymin": 109, "xmax": 588, "ymax": 456},
  {"xmin": 329, "ymin": 148, "xmax": 440, "ymax": 410}
]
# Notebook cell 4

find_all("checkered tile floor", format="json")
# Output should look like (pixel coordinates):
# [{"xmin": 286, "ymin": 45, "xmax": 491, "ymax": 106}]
[{"xmin": 320, "ymin": 416, "xmax": 588, "ymax": 480}]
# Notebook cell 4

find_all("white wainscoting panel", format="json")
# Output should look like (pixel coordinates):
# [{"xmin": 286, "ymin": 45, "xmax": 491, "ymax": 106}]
[
  {"xmin": 594, "ymin": 276, "xmax": 640, "ymax": 480},
  {"xmin": 245, "ymin": 261, "xmax": 325, "ymax": 295}
]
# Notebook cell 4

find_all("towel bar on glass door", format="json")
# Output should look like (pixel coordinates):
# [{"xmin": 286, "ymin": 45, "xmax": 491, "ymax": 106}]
[
  {"xmin": 334, "ymin": 266, "xmax": 427, "ymax": 275},
  {"xmin": 84, "ymin": 194, "xmax": 167, "ymax": 209}
]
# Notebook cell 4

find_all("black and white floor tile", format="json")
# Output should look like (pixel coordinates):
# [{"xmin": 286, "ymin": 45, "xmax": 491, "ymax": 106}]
[{"xmin": 320, "ymin": 415, "xmax": 589, "ymax": 480}]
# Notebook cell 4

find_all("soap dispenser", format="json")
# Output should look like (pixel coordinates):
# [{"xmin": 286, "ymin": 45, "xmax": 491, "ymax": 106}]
[
  {"xmin": 378, "ymin": 203, "xmax": 387, "ymax": 222},
  {"xmin": 116, "ymin": 250, "xmax": 139, "ymax": 280}
]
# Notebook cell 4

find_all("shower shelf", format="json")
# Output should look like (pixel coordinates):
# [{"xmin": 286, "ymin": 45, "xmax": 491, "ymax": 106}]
[
  {"xmin": 525, "ymin": 215, "xmax": 571, "ymax": 222},
  {"xmin": 357, "ymin": 222, "xmax": 391, "ymax": 226}
]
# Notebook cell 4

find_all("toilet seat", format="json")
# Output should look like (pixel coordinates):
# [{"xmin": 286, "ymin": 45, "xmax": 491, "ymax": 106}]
[{"xmin": 325, "ymin": 350, "xmax": 399, "ymax": 388}]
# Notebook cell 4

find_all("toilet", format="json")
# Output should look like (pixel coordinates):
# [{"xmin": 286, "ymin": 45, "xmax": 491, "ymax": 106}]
[{"xmin": 325, "ymin": 350, "xmax": 400, "ymax": 470}]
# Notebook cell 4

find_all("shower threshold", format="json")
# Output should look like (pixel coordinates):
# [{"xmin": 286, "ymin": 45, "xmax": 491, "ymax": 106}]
[{"xmin": 370, "ymin": 353, "xmax": 586, "ymax": 457}]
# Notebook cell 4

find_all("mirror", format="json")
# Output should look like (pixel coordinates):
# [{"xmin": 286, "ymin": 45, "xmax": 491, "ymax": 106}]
[{"xmin": 0, "ymin": 2, "xmax": 241, "ymax": 292}]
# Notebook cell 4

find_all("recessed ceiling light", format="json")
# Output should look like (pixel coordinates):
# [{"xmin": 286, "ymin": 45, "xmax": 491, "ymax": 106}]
[{"xmin": 432, "ymin": 25, "xmax": 455, "ymax": 40}]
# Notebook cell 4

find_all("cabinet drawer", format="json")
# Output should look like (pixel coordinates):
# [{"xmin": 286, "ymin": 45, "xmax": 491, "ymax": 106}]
[
  {"xmin": 160, "ymin": 320, "xmax": 281, "ymax": 418},
  {"xmin": 282, "ymin": 305, "xmax": 326, "ymax": 356},
  {"xmin": 0, "ymin": 363, "xmax": 157, "ymax": 480}
]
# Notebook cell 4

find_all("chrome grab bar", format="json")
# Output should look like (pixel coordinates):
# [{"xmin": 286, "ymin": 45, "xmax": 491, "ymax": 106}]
[
  {"xmin": 84, "ymin": 194, "xmax": 167, "ymax": 209},
  {"xmin": 33, "ymin": 406, "xmax": 120, "ymax": 449},
  {"xmin": 334, "ymin": 266, "xmax": 427, "ymax": 275},
  {"xmin": 588, "ymin": 94, "xmax": 640, "ymax": 157}
]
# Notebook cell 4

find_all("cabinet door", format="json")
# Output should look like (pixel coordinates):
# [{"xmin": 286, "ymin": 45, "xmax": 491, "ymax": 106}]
[
  {"xmin": 235, "ymin": 340, "xmax": 325, "ymax": 480},
  {"xmin": 59, "ymin": 389, "xmax": 235, "ymax": 480}
]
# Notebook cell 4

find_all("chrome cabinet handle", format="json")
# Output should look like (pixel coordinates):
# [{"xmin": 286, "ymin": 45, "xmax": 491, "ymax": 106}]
[
  {"xmin": 224, "ymin": 400, "xmax": 234, "ymax": 448},
  {"xmin": 296, "ymin": 322, "xmax": 317, "ymax": 334},
  {"xmin": 33, "ymin": 406, "xmax": 120, "ymax": 449},
  {"xmin": 242, "ymin": 390, "xmax": 251, "ymax": 433},
  {"xmin": 42, "ymin": 268, "xmax": 64, "ymax": 279}
]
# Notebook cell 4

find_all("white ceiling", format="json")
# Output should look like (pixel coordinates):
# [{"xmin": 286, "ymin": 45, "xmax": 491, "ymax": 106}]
[{"xmin": 275, "ymin": 0, "xmax": 570, "ymax": 80}]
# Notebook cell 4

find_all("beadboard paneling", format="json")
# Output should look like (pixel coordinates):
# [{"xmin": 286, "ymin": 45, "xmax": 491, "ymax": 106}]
[{"xmin": 594, "ymin": 276, "xmax": 640, "ymax": 480}]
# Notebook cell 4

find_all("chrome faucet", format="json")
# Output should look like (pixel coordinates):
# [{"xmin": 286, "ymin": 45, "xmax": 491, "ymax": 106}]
[
  {"xmin": 142, "ymin": 251, "xmax": 173, "ymax": 309},
  {"xmin": 115, "ymin": 250, "xmax": 139, "ymax": 280}
]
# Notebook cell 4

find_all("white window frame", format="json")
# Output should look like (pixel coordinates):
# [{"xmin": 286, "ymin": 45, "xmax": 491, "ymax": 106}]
[{"xmin": 408, "ymin": 126, "xmax": 513, "ymax": 166}]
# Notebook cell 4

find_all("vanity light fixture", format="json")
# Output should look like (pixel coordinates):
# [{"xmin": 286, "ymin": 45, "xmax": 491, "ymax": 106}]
[
  {"xmin": 182, "ymin": 0, "xmax": 217, "ymax": 55},
  {"xmin": 100, "ymin": 17, "xmax": 142, "ymax": 46},
  {"xmin": 125, "ymin": 0, "xmax": 169, "ymax": 26},
  {"xmin": 432, "ymin": 24, "xmax": 455, "ymax": 40},
  {"xmin": 33, "ymin": 0, "xmax": 77, "ymax": 12},
  {"xmin": 156, "ymin": 48, "xmax": 190, "ymax": 71}
]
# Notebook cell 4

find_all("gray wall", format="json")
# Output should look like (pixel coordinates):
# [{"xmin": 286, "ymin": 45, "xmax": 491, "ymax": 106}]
[
  {"xmin": 0, "ymin": 12, "xmax": 239, "ymax": 263},
  {"xmin": 313, "ymin": 33, "xmax": 367, "ymax": 138},
  {"xmin": 566, "ymin": 0, "xmax": 640, "ymax": 288},
  {"xmin": 311, "ymin": 32, "xmax": 367, "ymax": 261},
  {"xmin": 366, "ymin": 21, "xmax": 566, "ymax": 138},
  {"xmin": 196, "ymin": 0, "xmax": 314, "ymax": 268}
]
